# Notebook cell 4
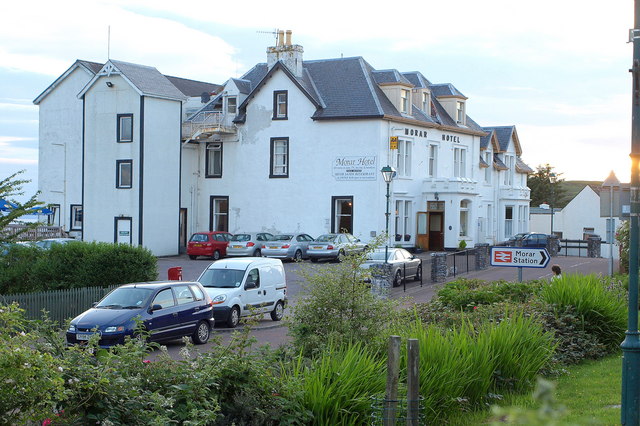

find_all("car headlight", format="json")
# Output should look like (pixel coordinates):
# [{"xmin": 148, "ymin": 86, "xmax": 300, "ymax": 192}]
[
  {"xmin": 104, "ymin": 326, "xmax": 125, "ymax": 333},
  {"xmin": 212, "ymin": 294, "xmax": 227, "ymax": 305},
  {"xmin": 68, "ymin": 324, "xmax": 76, "ymax": 332}
]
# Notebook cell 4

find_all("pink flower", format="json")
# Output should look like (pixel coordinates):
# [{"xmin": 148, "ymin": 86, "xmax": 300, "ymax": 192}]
[
  {"xmin": 473, "ymin": 306, "xmax": 478, "ymax": 310},
  {"xmin": 142, "ymin": 360, "xmax": 151, "ymax": 364},
  {"xmin": 42, "ymin": 419, "xmax": 52, "ymax": 426}
]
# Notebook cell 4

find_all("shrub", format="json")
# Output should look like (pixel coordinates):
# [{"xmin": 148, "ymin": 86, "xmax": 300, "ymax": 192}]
[
  {"xmin": 288, "ymin": 241, "xmax": 405, "ymax": 357},
  {"xmin": 0, "ymin": 242, "xmax": 157, "ymax": 294},
  {"xmin": 436, "ymin": 279, "xmax": 542, "ymax": 311},
  {"xmin": 541, "ymin": 274, "xmax": 627, "ymax": 351},
  {"xmin": 287, "ymin": 343, "xmax": 386, "ymax": 425}
]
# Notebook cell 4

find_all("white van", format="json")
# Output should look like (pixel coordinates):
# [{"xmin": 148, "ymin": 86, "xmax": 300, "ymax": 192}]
[{"xmin": 197, "ymin": 257, "xmax": 287, "ymax": 328}]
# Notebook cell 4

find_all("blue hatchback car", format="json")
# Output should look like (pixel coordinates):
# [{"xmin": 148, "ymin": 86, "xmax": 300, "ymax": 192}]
[{"xmin": 66, "ymin": 281, "xmax": 214, "ymax": 347}]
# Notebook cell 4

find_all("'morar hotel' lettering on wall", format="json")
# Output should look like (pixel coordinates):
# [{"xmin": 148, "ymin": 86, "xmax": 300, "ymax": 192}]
[{"xmin": 442, "ymin": 134, "xmax": 461, "ymax": 143}]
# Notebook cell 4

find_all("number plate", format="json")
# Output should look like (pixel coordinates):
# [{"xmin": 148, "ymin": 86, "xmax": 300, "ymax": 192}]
[
  {"xmin": 194, "ymin": 243, "xmax": 202, "ymax": 247},
  {"xmin": 313, "ymin": 246, "xmax": 323, "ymax": 250},
  {"xmin": 76, "ymin": 333, "xmax": 94, "ymax": 341},
  {"xmin": 233, "ymin": 245, "xmax": 242, "ymax": 249},
  {"xmin": 269, "ymin": 246, "xmax": 278, "ymax": 249}
]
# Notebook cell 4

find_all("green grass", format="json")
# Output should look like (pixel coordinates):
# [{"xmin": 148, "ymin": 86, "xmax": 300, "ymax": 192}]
[{"xmin": 447, "ymin": 354, "xmax": 622, "ymax": 425}]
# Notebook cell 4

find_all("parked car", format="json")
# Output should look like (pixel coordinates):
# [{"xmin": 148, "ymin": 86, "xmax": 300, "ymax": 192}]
[
  {"xmin": 34, "ymin": 238, "xmax": 78, "ymax": 249},
  {"xmin": 505, "ymin": 233, "xmax": 528, "ymax": 246},
  {"xmin": 187, "ymin": 231, "xmax": 233, "ymax": 260},
  {"xmin": 360, "ymin": 248, "xmax": 423, "ymax": 287},
  {"xmin": 197, "ymin": 257, "xmax": 287, "ymax": 328},
  {"xmin": 226, "ymin": 232, "xmax": 274, "ymax": 257},
  {"xmin": 512, "ymin": 232, "xmax": 551, "ymax": 248},
  {"xmin": 306, "ymin": 233, "xmax": 367, "ymax": 262},
  {"xmin": 261, "ymin": 233, "xmax": 315, "ymax": 261},
  {"xmin": 66, "ymin": 281, "xmax": 214, "ymax": 347}
]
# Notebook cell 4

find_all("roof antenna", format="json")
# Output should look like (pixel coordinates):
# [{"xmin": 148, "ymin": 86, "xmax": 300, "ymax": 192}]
[
  {"xmin": 256, "ymin": 28, "xmax": 279, "ymax": 43},
  {"xmin": 107, "ymin": 25, "xmax": 111, "ymax": 59}
]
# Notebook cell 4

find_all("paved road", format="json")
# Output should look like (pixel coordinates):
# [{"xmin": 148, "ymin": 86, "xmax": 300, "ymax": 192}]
[{"xmin": 152, "ymin": 254, "xmax": 614, "ymax": 360}]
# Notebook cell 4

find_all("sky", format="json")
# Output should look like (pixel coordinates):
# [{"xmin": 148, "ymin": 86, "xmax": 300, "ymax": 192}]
[{"xmin": 0, "ymin": 0, "xmax": 633, "ymax": 201}]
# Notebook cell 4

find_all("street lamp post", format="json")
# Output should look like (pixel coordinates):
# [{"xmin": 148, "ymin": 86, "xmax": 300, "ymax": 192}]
[
  {"xmin": 381, "ymin": 166, "xmax": 396, "ymax": 264},
  {"xmin": 622, "ymin": 2, "xmax": 640, "ymax": 423},
  {"xmin": 549, "ymin": 172, "xmax": 557, "ymax": 236},
  {"xmin": 602, "ymin": 171, "xmax": 620, "ymax": 277}
]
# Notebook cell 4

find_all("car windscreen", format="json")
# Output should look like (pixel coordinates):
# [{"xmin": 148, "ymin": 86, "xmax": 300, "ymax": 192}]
[
  {"xmin": 230, "ymin": 234, "xmax": 250, "ymax": 242},
  {"xmin": 199, "ymin": 268, "xmax": 245, "ymax": 288},
  {"xmin": 367, "ymin": 251, "xmax": 390, "ymax": 261},
  {"xmin": 96, "ymin": 287, "xmax": 154, "ymax": 309},
  {"xmin": 273, "ymin": 235, "xmax": 293, "ymax": 241},
  {"xmin": 315, "ymin": 234, "xmax": 337, "ymax": 243},
  {"xmin": 189, "ymin": 234, "xmax": 209, "ymax": 242}
]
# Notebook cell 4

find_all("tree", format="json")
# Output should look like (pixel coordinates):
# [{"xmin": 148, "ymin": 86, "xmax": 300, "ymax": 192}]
[
  {"xmin": 527, "ymin": 164, "xmax": 566, "ymax": 209},
  {"xmin": 1, "ymin": 170, "xmax": 44, "ymax": 243}
]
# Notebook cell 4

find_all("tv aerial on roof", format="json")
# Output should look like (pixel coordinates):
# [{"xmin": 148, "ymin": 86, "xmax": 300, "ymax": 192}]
[{"xmin": 256, "ymin": 28, "xmax": 279, "ymax": 41}]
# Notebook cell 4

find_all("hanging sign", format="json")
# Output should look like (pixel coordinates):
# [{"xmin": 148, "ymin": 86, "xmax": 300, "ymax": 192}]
[{"xmin": 389, "ymin": 136, "xmax": 398, "ymax": 150}]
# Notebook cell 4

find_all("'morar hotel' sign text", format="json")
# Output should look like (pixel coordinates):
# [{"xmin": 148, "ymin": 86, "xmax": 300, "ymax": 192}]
[{"xmin": 332, "ymin": 156, "xmax": 377, "ymax": 181}]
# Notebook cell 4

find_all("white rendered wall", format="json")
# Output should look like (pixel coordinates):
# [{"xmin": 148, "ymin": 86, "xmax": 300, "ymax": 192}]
[{"xmin": 37, "ymin": 66, "xmax": 93, "ymax": 231}]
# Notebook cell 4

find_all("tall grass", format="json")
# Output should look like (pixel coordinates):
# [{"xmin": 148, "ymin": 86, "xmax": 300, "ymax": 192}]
[
  {"xmin": 477, "ymin": 311, "xmax": 556, "ymax": 392},
  {"xmin": 541, "ymin": 273, "xmax": 627, "ymax": 349},
  {"xmin": 286, "ymin": 343, "xmax": 386, "ymax": 425}
]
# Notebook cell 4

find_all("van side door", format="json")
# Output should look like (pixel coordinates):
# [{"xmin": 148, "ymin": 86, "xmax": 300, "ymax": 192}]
[{"xmin": 242, "ymin": 267, "xmax": 268, "ymax": 314}]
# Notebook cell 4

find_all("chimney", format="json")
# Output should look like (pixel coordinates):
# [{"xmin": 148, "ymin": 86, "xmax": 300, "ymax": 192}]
[{"xmin": 266, "ymin": 29, "xmax": 304, "ymax": 78}]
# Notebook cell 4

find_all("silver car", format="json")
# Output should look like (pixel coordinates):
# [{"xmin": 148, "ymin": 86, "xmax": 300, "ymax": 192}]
[
  {"xmin": 261, "ymin": 233, "xmax": 315, "ymax": 261},
  {"xmin": 306, "ymin": 233, "xmax": 367, "ymax": 262},
  {"xmin": 226, "ymin": 232, "xmax": 274, "ymax": 257},
  {"xmin": 360, "ymin": 248, "xmax": 422, "ymax": 287},
  {"xmin": 34, "ymin": 238, "xmax": 79, "ymax": 249}
]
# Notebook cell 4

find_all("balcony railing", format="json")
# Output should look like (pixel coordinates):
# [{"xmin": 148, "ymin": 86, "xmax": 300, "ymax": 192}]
[{"xmin": 181, "ymin": 111, "xmax": 236, "ymax": 141}]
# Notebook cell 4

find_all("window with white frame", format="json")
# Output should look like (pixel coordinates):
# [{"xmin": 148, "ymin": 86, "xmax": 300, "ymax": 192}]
[
  {"xmin": 394, "ymin": 200, "xmax": 412, "ymax": 242},
  {"xmin": 226, "ymin": 96, "xmax": 237, "ymax": 114},
  {"xmin": 210, "ymin": 196, "xmax": 229, "ymax": 232},
  {"xmin": 273, "ymin": 91, "xmax": 288, "ymax": 119},
  {"xmin": 394, "ymin": 139, "xmax": 412, "ymax": 177},
  {"xmin": 116, "ymin": 160, "xmax": 132, "ymax": 189},
  {"xmin": 503, "ymin": 155, "xmax": 514, "ymax": 185},
  {"xmin": 453, "ymin": 147, "xmax": 466, "ymax": 178},
  {"xmin": 505, "ymin": 206, "xmax": 514, "ymax": 238},
  {"xmin": 422, "ymin": 92, "xmax": 430, "ymax": 112},
  {"xmin": 484, "ymin": 152, "xmax": 492, "ymax": 183},
  {"xmin": 456, "ymin": 101, "xmax": 465, "ymax": 124},
  {"xmin": 70, "ymin": 204, "xmax": 82, "ymax": 231},
  {"xmin": 117, "ymin": 114, "xmax": 133, "ymax": 142},
  {"xmin": 428, "ymin": 144, "xmax": 437, "ymax": 177},
  {"xmin": 332, "ymin": 197, "xmax": 353, "ymax": 234},
  {"xmin": 459, "ymin": 200, "xmax": 469, "ymax": 237},
  {"xmin": 400, "ymin": 89, "xmax": 410, "ymax": 113},
  {"xmin": 206, "ymin": 143, "xmax": 222, "ymax": 178},
  {"xmin": 518, "ymin": 205, "xmax": 526, "ymax": 233},
  {"xmin": 270, "ymin": 138, "xmax": 289, "ymax": 178}
]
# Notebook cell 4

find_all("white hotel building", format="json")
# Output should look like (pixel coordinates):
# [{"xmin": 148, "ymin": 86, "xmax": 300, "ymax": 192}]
[{"xmin": 34, "ymin": 31, "xmax": 532, "ymax": 256}]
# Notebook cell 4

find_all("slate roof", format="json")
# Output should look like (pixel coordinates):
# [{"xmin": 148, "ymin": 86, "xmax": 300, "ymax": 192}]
[
  {"xmin": 371, "ymin": 69, "xmax": 413, "ymax": 85},
  {"xmin": 430, "ymin": 83, "xmax": 467, "ymax": 99},
  {"xmin": 230, "ymin": 78, "xmax": 253, "ymax": 94},
  {"xmin": 33, "ymin": 59, "xmax": 104, "ymax": 104},
  {"xmin": 165, "ymin": 75, "xmax": 221, "ymax": 97},
  {"xmin": 493, "ymin": 154, "xmax": 508, "ymax": 170},
  {"xmin": 108, "ymin": 60, "xmax": 186, "ymax": 101},
  {"xmin": 515, "ymin": 157, "xmax": 534, "ymax": 174},
  {"xmin": 479, "ymin": 155, "xmax": 489, "ymax": 168},
  {"xmin": 480, "ymin": 129, "xmax": 494, "ymax": 150},
  {"xmin": 402, "ymin": 71, "xmax": 431, "ymax": 88},
  {"xmin": 483, "ymin": 126, "xmax": 515, "ymax": 152}
]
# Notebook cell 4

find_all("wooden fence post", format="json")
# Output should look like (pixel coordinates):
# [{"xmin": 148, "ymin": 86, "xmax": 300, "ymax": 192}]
[
  {"xmin": 384, "ymin": 335, "xmax": 401, "ymax": 426},
  {"xmin": 407, "ymin": 338, "xmax": 419, "ymax": 425}
]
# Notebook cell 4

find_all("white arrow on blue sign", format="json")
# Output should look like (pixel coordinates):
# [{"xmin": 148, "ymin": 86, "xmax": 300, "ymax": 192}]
[{"xmin": 490, "ymin": 247, "xmax": 551, "ymax": 269}]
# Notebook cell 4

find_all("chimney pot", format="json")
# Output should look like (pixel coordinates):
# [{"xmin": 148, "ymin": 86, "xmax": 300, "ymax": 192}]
[
  {"xmin": 285, "ymin": 30, "xmax": 292, "ymax": 46},
  {"xmin": 278, "ymin": 30, "xmax": 285, "ymax": 47}
]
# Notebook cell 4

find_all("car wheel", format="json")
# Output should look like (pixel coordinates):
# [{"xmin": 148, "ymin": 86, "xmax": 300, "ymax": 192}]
[
  {"xmin": 192, "ymin": 320, "xmax": 211, "ymax": 344},
  {"xmin": 415, "ymin": 264, "xmax": 422, "ymax": 281},
  {"xmin": 293, "ymin": 250, "xmax": 302, "ymax": 262},
  {"xmin": 188, "ymin": 255, "xmax": 197, "ymax": 260},
  {"xmin": 212, "ymin": 250, "xmax": 221, "ymax": 260},
  {"xmin": 310, "ymin": 257, "xmax": 318, "ymax": 263},
  {"xmin": 393, "ymin": 270, "xmax": 402, "ymax": 287},
  {"xmin": 270, "ymin": 300, "xmax": 285, "ymax": 321},
  {"xmin": 253, "ymin": 249, "xmax": 262, "ymax": 257},
  {"xmin": 227, "ymin": 306, "xmax": 240, "ymax": 328},
  {"xmin": 336, "ymin": 250, "xmax": 346, "ymax": 262}
]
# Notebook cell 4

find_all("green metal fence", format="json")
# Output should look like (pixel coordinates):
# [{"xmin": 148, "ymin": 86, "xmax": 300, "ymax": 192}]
[{"xmin": 0, "ymin": 285, "xmax": 120, "ymax": 326}]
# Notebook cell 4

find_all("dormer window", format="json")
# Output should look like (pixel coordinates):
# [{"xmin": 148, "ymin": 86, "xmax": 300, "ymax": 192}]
[
  {"xmin": 422, "ymin": 92, "xmax": 430, "ymax": 113},
  {"xmin": 226, "ymin": 96, "xmax": 237, "ymax": 114},
  {"xmin": 400, "ymin": 89, "xmax": 410, "ymax": 113},
  {"xmin": 456, "ymin": 101, "xmax": 465, "ymax": 124}
]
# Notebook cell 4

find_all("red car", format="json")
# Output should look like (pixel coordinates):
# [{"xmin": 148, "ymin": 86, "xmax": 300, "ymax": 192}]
[{"xmin": 187, "ymin": 231, "xmax": 233, "ymax": 260}]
